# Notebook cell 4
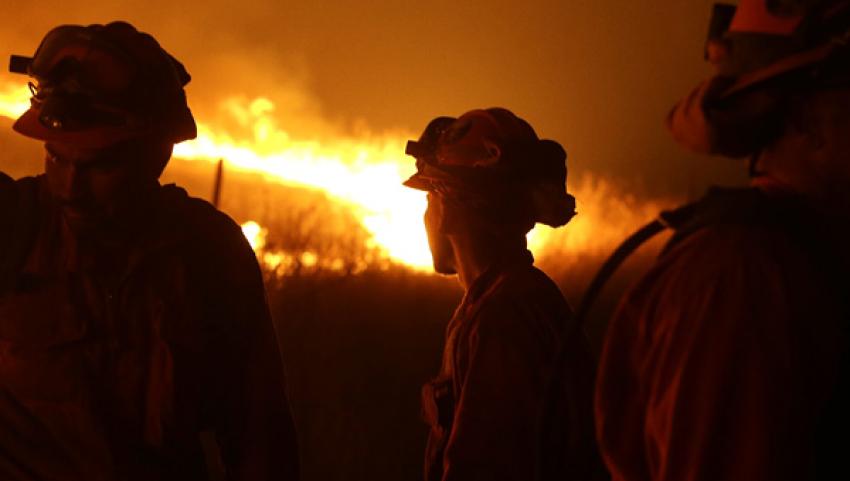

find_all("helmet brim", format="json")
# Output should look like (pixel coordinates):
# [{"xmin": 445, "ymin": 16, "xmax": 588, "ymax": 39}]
[
  {"xmin": 13, "ymin": 106, "xmax": 150, "ymax": 149},
  {"xmin": 718, "ymin": 42, "xmax": 835, "ymax": 99},
  {"xmin": 402, "ymin": 172, "xmax": 437, "ymax": 191}
]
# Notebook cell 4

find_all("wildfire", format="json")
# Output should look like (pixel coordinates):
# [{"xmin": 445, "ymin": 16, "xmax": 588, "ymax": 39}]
[
  {"xmin": 174, "ymin": 98, "xmax": 432, "ymax": 269},
  {"xmin": 0, "ymin": 82, "xmax": 30, "ymax": 119},
  {"xmin": 0, "ymin": 80, "xmax": 673, "ymax": 275},
  {"xmin": 241, "ymin": 220, "xmax": 267, "ymax": 251},
  {"xmin": 241, "ymin": 220, "xmax": 346, "ymax": 275},
  {"xmin": 1, "ymin": 81, "xmax": 433, "ymax": 269}
]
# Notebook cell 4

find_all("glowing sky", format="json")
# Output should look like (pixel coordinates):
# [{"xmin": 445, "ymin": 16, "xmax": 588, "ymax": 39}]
[{"xmin": 0, "ymin": 0, "xmax": 746, "ymax": 195}]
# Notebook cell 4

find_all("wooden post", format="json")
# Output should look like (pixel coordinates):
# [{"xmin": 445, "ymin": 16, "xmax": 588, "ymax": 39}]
[{"xmin": 212, "ymin": 158, "xmax": 224, "ymax": 208}]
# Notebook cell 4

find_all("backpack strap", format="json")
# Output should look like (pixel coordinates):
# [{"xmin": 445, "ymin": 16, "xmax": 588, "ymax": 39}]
[
  {"xmin": 575, "ymin": 186, "xmax": 798, "ymax": 329},
  {"xmin": 573, "ymin": 218, "xmax": 669, "ymax": 329},
  {"xmin": 574, "ymin": 196, "xmax": 700, "ymax": 329},
  {"xmin": 0, "ymin": 176, "xmax": 42, "ymax": 296}
]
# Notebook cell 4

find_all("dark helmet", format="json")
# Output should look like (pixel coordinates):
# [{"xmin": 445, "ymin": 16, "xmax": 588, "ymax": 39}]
[
  {"xmin": 668, "ymin": 0, "xmax": 850, "ymax": 157},
  {"xmin": 8, "ymin": 21, "xmax": 196, "ymax": 149},
  {"xmin": 402, "ymin": 115, "xmax": 457, "ymax": 186},
  {"xmin": 404, "ymin": 108, "xmax": 576, "ymax": 228}
]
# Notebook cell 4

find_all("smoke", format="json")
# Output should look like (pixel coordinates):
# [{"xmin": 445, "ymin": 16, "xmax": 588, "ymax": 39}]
[
  {"xmin": 1, "ymin": 0, "xmax": 748, "ymax": 193},
  {"xmin": 0, "ymin": 0, "xmax": 753, "ymax": 273}
]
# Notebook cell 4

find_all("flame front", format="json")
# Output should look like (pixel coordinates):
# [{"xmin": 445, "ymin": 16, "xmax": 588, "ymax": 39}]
[
  {"xmin": 0, "ymin": 82, "xmax": 433, "ymax": 269},
  {"xmin": 174, "ymin": 98, "xmax": 432, "ymax": 269},
  {"xmin": 0, "ymin": 83, "xmax": 30, "ymax": 121},
  {"xmin": 0, "ymin": 81, "xmax": 671, "ymax": 274}
]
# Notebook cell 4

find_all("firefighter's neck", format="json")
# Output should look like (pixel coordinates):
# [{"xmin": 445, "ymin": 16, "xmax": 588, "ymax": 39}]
[
  {"xmin": 449, "ymin": 231, "xmax": 525, "ymax": 291},
  {"xmin": 757, "ymin": 134, "xmax": 850, "ymax": 225},
  {"xmin": 757, "ymin": 141, "xmax": 850, "ymax": 267},
  {"xmin": 61, "ymin": 186, "xmax": 161, "ymax": 278},
  {"xmin": 755, "ymin": 87, "xmax": 850, "ymax": 226}
]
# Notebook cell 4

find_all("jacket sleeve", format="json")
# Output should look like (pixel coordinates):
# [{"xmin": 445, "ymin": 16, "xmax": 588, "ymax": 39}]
[
  {"xmin": 596, "ymin": 226, "xmax": 843, "ymax": 481},
  {"xmin": 0, "ymin": 173, "xmax": 16, "ymax": 285},
  {"xmin": 441, "ymin": 299, "xmax": 555, "ymax": 481},
  {"xmin": 0, "ymin": 172, "xmax": 14, "ymax": 213},
  {"xmin": 202, "ymin": 221, "xmax": 300, "ymax": 481}
]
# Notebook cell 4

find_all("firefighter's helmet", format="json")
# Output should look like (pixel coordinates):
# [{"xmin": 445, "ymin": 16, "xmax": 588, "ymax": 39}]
[
  {"xmin": 8, "ymin": 21, "xmax": 196, "ymax": 149},
  {"xmin": 404, "ymin": 108, "xmax": 576, "ymax": 228}
]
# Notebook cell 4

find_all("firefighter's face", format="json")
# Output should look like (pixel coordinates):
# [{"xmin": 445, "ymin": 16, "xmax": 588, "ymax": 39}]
[
  {"xmin": 44, "ymin": 139, "xmax": 158, "ymax": 231},
  {"xmin": 424, "ymin": 192, "xmax": 457, "ymax": 275},
  {"xmin": 811, "ymin": 89, "xmax": 850, "ymax": 176},
  {"xmin": 759, "ymin": 86, "xmax": 850, "ymax": 220},
  {"xmin": 790, "ymin": 88, "xmax": 850, "ymax": 211}
]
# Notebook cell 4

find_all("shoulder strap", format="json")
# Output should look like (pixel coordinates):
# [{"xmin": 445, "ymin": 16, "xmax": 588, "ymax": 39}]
[
  {"xmin": 0, "ymin": 176, "xmax": 41, "ymax": 296},
  {"xmin": 573, "ymin": 218, "xmax": 668, "ymax": 328},
  {"xmin": 577, "ymin": 183, "xmax": 848, "ymax": 477},
  {"xmin": 575, "ymin": 186, "xmax": 789, "ymax": 329},
  {"xmin": 573, "ymin": 198, "xmax": 699, "ymax": 329}
]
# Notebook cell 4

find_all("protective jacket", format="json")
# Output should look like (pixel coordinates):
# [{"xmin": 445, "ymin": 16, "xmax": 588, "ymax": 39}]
[
  {"xmin": 422, "ymin": 251, "xmax": 604, "ymax": 481},
  {"xmin": 0, "ymin": 174, "xmax": 299, "ymax": 480},
  {"xmin": 595, "ymin": 185, "xmax": 848, "ymax": 481}
]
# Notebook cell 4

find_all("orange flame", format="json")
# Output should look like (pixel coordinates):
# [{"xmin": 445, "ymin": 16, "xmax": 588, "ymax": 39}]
[
  {"xmin": 240, "ymin": 220, "xmax": 352, "ymax": 276},
  {"xmin": 0, "ymin": 80, "xmax": 673, "ymax": 274},
  {"xmin": 174, "ymin": 97, "xmax": 433, "ymax": 269},
  {"xmin": 0, "ymin": 82, "xmax": 30, "ymax": 119}
]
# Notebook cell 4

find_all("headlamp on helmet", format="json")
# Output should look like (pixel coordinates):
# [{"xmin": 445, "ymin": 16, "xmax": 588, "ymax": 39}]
[
  {"xmin": 403, "ymin": 109, "xmax": 577, "ymax": 228},
  {"xmin": 8, "ymin": 22, "xmax": 197, "ymax": 148}
]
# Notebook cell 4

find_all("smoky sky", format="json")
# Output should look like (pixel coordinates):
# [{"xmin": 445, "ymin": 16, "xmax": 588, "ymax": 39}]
[{"xmin": 0, "ymin": 0, "xmax": 747, "ymax": 196}]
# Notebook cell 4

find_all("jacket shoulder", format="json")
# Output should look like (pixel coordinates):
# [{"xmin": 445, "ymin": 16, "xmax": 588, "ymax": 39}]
[
  {"xmin": 490, "ymin": 266, "xmax": 571, "ymax": 317},
  {"xmin": 510, "ymin": 266, "xmax": 565, "ymax": 297},
  {"xmin": 158, "ymin": 184, "xmax": 251, "ymax": 255},
  {"xmin": 0, "ymin": 176, "xmax": 43, "ymax": 293},
  {"xmin": 0, "ymin": 175, "xmax": 41, "ymax": 229},
  {"xmin": 0, "ymin": 174, "xmax": 39, "ymax": 200},
  {"xmin": 620, "ymin": 220, "xmax": 836, "ymax": 338},
  {"xmin": 474, "ymin": 265, "xmax": 572, "ymax": 345},
  {"xmin": 155, "ymin": 184, "xmax": 263, "ymax": 294},
  {"xmin": 661, "ymin": 221, "xmax": 818, "ymax": 282},
  {"xmin": 0, "ymin": 173, "xmax": 15, "ymax": 214}
]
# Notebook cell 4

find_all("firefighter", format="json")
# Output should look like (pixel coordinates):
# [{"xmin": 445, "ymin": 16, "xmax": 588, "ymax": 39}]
[
  {"xmin": 595, "ymin": 1, "xmax": 850, "ymax": 480},
  {"xmin": 404, "ymin": 108, "xmax": 606, "ymax": 481},
  {"xmin": 0, "ymin": 22, "xmax": 299, "ymax": 480}
]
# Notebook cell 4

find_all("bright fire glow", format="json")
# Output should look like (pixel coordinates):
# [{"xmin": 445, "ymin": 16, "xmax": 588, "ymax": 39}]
[
  {"xmin": 1, "ymin": 80, "xmax": 671, "ymax": 274},
  {"xmin": 0, "ymin": 83, "xmax": 30, "ymax": 119},
  {"xmin": 174, "ymin": 99, "xmax": 433, "ymax": 269},
  {"xmin": 241, "ymin": 220, "xmax": 267, "ymax": 251}
]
